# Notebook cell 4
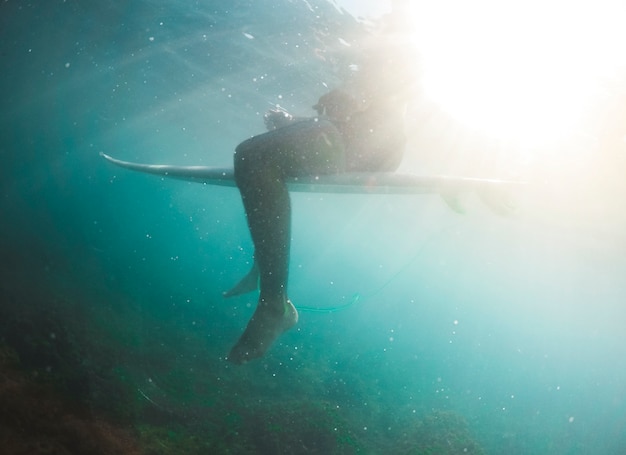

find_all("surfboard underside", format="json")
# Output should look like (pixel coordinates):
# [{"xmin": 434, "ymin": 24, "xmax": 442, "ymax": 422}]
[{"xmin": 100, "ymin": 153, "xmax": 521, "ymax": 196}]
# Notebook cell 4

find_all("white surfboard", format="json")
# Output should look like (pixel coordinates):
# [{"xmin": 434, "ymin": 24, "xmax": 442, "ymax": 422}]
[{"xmin": 100, "ymin": 153, "xmax": 524, "ymax": 214}]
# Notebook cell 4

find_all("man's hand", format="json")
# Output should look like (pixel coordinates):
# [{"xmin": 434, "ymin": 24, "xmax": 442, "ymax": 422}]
[{"xmin": 264, "ymin": 108, "xmax": 294, "ymax": 130}]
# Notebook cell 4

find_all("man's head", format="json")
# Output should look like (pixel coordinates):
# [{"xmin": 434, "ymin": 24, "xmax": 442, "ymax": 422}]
[{"xmin": 313, "ymin": 89, "xmax": 360, "ymax": 122}]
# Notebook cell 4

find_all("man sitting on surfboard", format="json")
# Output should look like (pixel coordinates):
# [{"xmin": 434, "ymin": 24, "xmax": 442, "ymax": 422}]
[{"xmin": 226, "ymin": 20, "xmax": 418, "ymax": 364}]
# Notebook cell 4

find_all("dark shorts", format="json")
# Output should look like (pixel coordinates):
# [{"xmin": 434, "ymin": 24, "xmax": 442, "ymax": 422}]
[{"xmin": 234, "ymin": 119, "xmax": 346, "ymax": 181}]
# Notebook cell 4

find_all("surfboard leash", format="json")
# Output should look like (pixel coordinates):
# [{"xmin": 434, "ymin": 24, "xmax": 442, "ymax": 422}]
[{"xmin": 295, "ymin": 222, "xmax": 460, "ymax": 313}]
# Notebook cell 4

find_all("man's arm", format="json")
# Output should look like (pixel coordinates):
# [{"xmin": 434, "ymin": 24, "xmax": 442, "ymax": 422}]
[{"xmin": 264, "ymin": 108, "xmax": 306, "ymax": 130}]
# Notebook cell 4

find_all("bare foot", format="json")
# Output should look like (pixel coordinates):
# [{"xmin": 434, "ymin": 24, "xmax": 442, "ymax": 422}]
[
  {"xmin": 223, "ymin": 261, "xmax": 259, "ymax": 298},
  {"xmin": 227, "ymin": 298, "xmax": 298, "ymax": 364}
]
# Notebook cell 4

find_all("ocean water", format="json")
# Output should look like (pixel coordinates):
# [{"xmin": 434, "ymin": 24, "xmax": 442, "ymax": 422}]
[{"xmin": 1, "ymin": 1, "xmax": 626, "ymax": 454}]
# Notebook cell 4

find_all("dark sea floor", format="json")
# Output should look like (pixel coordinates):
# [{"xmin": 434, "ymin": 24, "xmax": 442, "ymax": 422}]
[{"xmin": 0, "ymin": 255, "xmax": 486, "ymax": 455}]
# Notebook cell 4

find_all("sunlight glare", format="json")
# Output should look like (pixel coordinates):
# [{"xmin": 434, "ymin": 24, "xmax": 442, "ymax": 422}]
[{"xmin": 409, "ymin": 0, "xmax": 626, "ymax": 147}]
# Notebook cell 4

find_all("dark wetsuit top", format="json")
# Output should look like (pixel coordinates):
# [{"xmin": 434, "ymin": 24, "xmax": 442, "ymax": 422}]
[{"xmin": 333, "ymin": 103, "xmax": 406, "ymax": 172}]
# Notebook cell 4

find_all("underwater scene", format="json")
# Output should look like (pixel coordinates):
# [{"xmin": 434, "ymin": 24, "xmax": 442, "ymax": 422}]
[{"xmin": 1, "ymin": 0, "xmax": 626, "ymax": 453}]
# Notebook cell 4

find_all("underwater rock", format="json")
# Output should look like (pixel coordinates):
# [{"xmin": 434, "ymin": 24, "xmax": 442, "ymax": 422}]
[
  {"xmin": 401, "ymin": 409, "xmax": 485, "ymax": 455},
  {"xmin": 242, "ymin": 399, "xmax": 363, "ymax": 454},
  {"xmin": 0, "ymin": 343, "xmax": 143, "ymax": 455}
]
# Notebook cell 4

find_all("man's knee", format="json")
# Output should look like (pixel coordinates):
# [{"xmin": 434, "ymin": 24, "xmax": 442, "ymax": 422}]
[
  {"xmin": 234, "ymin": 140, "xmax": 254, "ymax": 176},
  {"xmin": 234, "ymin": 138, "xmax": 271, "ymax": 185}
]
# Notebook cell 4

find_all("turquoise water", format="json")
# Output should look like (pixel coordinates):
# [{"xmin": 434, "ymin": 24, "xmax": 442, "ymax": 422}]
[{"xmin": 1, "ymin": 1, "xmax": 626, "ymax": 453}]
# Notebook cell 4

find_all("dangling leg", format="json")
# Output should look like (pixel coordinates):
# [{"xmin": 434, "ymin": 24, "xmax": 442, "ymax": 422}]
[
  {"xmin": 227, "ymin": 119, "xmax": 345, "ymax": 364},
  {"xmin": 223, "ymin": 259, "xmax": 259, "ymax": 298},
  {"xmin": 227, "ymin": 154, "xmax": 298, "ymax": 363}
]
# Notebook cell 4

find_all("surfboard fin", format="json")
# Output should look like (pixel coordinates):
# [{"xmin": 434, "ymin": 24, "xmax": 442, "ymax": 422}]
[
  {"xmin": 439, "ymin": 192, "xmax": 466, "ymax": 214},
  {"xmin": 477, "ymin": 186, "xmax": 517, "ymax": 216}
]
